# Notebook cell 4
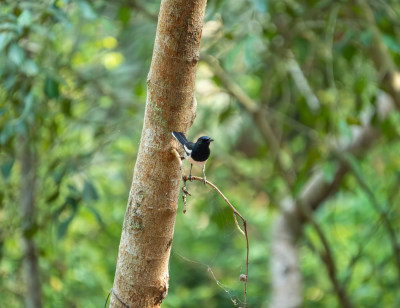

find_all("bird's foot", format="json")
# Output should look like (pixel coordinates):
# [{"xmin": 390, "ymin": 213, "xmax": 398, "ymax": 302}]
[{"xmin": 202, "ymin": 176, "xmax": 206, "ymax": 185}]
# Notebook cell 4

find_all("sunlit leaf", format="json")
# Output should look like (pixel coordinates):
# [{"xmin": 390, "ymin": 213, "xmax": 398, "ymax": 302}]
[
  {"xmin": 8, "ymin": 43, "xmax": 25, "ymax": 65},
  {"xmin": 18, "ymin": 10, "xmax": 32, "ymax": 27}
]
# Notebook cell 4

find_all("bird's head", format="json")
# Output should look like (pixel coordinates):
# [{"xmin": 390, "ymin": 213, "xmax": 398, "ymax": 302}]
[{"xmin": 197, "ymin": 136, "xmax": 214, "ymax": 145}]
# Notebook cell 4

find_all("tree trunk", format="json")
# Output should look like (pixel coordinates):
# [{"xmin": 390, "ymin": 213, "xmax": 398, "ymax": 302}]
[
  {"xmin": 269, "ymin": 92, "xmax": 394, "ymax": 308},
  {"xmin": 20, "ymin": 138, "xmax": 42, "ymax": 308},
  {"xmin": 110, "ymin": 0, "xmax": 207, "ymax": 307}
]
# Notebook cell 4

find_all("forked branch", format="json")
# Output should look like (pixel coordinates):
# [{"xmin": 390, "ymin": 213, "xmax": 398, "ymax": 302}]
[{"xmin": 181, "ymin": 174, "xmax": 249, "ymax": 308}]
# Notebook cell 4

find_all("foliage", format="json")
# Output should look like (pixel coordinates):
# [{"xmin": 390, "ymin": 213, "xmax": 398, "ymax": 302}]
[{"xmin": 1, "ymin": 0, "xmax": 400, "ymax": 307}]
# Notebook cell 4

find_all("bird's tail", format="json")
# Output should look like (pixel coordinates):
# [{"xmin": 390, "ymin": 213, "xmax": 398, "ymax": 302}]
[{"xmin": 172, "ymin": 131, "xmax": 188, "ymax": 146}]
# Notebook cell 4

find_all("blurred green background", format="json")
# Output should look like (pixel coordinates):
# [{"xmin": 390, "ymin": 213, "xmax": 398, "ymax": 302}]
[{"xmin": 1, "ymin": 0, "xmax": 400, "ymax": 307}]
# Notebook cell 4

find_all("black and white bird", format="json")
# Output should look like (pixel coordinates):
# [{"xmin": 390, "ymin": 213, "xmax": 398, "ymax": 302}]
[{"xmin": 172, "ymin": 131, "xmax": 214, "ymax": 183}]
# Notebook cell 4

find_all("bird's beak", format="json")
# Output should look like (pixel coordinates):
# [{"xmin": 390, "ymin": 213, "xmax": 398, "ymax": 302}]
[{"xmin": 210, "ymin": 139, "xmax": 214, "ymax": 142}]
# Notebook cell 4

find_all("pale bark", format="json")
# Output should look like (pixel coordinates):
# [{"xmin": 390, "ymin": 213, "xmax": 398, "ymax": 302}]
[
  {"xmin": 20, "ymin": 138, "xmax": 42, "ymax": 308},
  {"xmin": 110, "ymin": 0, "xmax": 207, "ymax": 307},
  {"xmin": 269, "ymin": 93, "xmax": 395, "ymax": 308}
]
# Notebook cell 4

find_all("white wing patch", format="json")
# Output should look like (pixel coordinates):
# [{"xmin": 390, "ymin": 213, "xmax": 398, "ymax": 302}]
[{"xmin": 183, "ymin": 144, "xmax": 192, "ymax": 156}]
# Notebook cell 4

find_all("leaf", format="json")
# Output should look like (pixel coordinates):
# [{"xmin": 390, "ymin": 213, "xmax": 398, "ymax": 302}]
[
  {"xmin": 46, "ymin": 189, "xmax": 60, "ymax": 203},
  {"xmin": 346, "ymin": 116, "xmax": 361, "ymax": 126},
  {"xmin": 338, "ymin": 119, "xmax": 352, "ymax": 141},
  {"xmin": 0, "ymin": 32, "xmax": 14, "ymax": 50},
  {"xmin": 251, "ymin": 0, "xmax": 269, "ymax": 13},
  {"xmin": 219, "ymin": 105, "xmax": 234, "ymax": 123},
  {"xmin": 382, "ymin": 34, "xmax": 400, "ymax": 54},
  {"xmin": 87, "ymin": 205, "xmax": 104, "ymax": 226},
  {"xmin": 44, "ymin": 76, "xmax": 60, "ymax": 98},
  {"xmin": 22, "ymin": 59, "xmax": 39, "ymax": 76},
  {"xmin": 61, "ymin": 99, "xmax": 72, "ymax": 117},
  {"xmin": 117, "ymin": 6, "xmax": 131, "ymax": 27},
  {"xmin": 8, "ymin": 43, "xmax": 25, "ymax": 65},
  {"xmin": 322, "ymin": 161, "xmax": 335, "ymax": 182},
  {"xmin": 83, "ymin": 180, "xmax": 98, "ymax": 201},
  {"xmin": 18, "ymin": 10, "xmax": 32, "ymax": 27},
  {"xmin": 56, "ymin": 196, "xmax": 79, "ymax": 239},
  {"xmin": 360, "ymin": 29, "xmax": 373, "ymax": 47},
  {"xmin": 0, "ymin": 122, "xmax": 15, "ymax": 145},
  {"xmin": 57, "ymin": 215, "xmax": 75, "ymax": 239},
  {"xmin": 23, "ymin": 223, "xmax": 39, "ymax": 239},
  {"xmin": 1, "ymin": 159, "xmax": 14, "ymax": 179},
  {"xmin": 78, "ymin": 1, "xmax": 97, "ymax": 20}
]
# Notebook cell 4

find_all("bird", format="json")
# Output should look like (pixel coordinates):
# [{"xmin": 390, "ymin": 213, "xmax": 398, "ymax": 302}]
[{"xmin": 172, "ymin": 131, "xmax": 214, "ymax": 183}]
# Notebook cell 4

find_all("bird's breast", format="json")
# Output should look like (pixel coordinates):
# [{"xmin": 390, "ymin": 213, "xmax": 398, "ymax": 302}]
[{"xmin": 187, "ymin": 156, "xmax": 207, "ymax": 167}]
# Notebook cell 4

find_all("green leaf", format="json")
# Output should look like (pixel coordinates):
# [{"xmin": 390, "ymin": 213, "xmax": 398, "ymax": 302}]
[
  {"xmin": 219, "ymin": 105, "xmax": 234, "ymax": 123},
  {"xmin": 57, "ymin": 215, "xmax": 75, "ymax": 239},
  {"xmin": 360, "ymin": 29, "xmax": 373, "ymax": 47},
  {"xmin": 22, "ymin": 59, "xmax": 39, "ymax": 76},
  {"xmin": 1, "ymin": 159, "xmax": 14, "ymax": 179},
  {"xmin": 382, "ymin": 34, "xmax": 400, "ymax": 53},
  {"xmin": 0, "ymin": 122, "xmax": 15, "ymax": 145},
  {"xmin": 322, "ymin": 161, "xmax": 335, "ymax": 182},
  {"xmin": 78, "ymin": 1, "xmax": 97, "ymax": 20},
  {"xmin": 56, "ymin": 197, "xmax": 79, "ymax": 239},
  {"xmin": 23, "ymin": 223, "xmax": 39, "ymax": 239},
  {"xmin": 117, "ymin": 6, "xmax": 131, "ymax": 27},
  {"xmin": 251, "ymin": 0, "xmax": 268, "ymax": 13},
  {"xmin": 44, "ymin": 76, "xmax": 60, "ymax": 98},
  {"xmin": 83, "ymin": 181, "xmax": 98, "ymax": 201},
  {"xmin": 338, "ymin": 119, "xmax": 352, "ymax": 141},
  {"xmin": 87, "ymin": 205, "xmax": 104, "ymax": 226},
  {"xmin": 8, "ymin": 43, "xmax": 25, "ymax": 65},
  {"xmin": 0, "ymin": 32, "xmax": 14, "ymax": 50},
  {"xmin": 18, "ymin": 10, "xmax": 32, "ymax": 27},
  {"xmin": 46, "ymin": 189, "xmax": 60, "ymax": 203},
  {"xmin": 61, "ymin": 99, "xmax": 72, "ymax": 117}
]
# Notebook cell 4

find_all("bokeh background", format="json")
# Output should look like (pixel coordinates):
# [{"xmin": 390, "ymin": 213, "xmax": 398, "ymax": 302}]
[{"xmin": 1, "ymin": 0, "xmax": 400, "ymax": 307}]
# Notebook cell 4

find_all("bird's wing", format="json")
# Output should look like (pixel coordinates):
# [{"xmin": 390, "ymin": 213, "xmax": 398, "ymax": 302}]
[
  {"xmin": 183, "ymin": 142, "xmax": 194, "ymax": 156},
  {"xmin": 172, "ymin": 131, "xmax": 189, "ymax": 146}
]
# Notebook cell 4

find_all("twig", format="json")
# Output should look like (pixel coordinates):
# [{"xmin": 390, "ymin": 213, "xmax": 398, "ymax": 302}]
[{"xmin": 182, "ymin": 175, "xmax": 249, "ymax": 308}]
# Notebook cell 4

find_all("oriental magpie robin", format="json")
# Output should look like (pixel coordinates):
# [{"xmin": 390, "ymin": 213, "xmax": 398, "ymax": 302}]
[{"xmin": 172, "ymin": 131, "xmax": 214, "ymax": 183}]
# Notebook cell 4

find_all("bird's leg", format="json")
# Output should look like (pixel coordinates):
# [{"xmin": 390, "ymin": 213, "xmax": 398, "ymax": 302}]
[
  {"xmin": 189, "ymin": 164, "xmax": 193, "ymax": 181},
  {"xmin": 202, "ymin": 165, "xmax": 206, "ymax": 184}
]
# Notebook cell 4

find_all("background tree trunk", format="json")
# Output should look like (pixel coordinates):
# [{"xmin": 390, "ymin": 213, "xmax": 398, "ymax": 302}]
[
  {"xmin": 269, "ymin": 93, "xmax": 395, "ymax": 308},
  {"xmin": 110, "ymin": 0, "xmax": 207, "ymax": 307},
  {"xmin": 20, "ymin": 138, "xmax": 42, "ymax": 308}
]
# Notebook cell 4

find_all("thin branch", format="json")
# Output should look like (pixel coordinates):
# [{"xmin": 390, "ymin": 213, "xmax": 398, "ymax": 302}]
[
  {"xmin": 181, "ymin": 175, "xmax": 249, "ymax": 308},
  {"xmin": 286, "ymin": 51, "xmax": 320, "ymax": 111}
]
